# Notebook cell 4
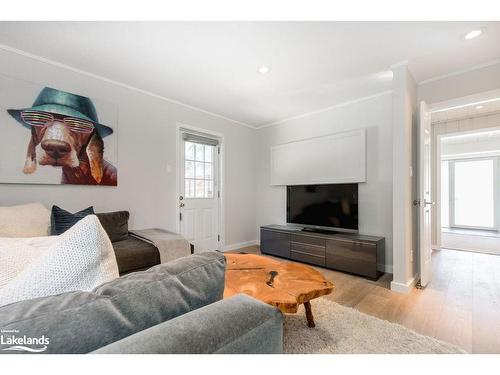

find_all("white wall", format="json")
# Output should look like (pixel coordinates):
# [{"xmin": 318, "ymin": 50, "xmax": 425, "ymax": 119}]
[
  {"xmin": 0, "ymin": 48, "xmax": 257, "ymax": 248},
  {"xmin": 255, "ymin": 92, "xmax": 394, "ymax": 271},
  {"xmin": 391, "ymin": 63, "xmax": 418, "ymax": 293}
]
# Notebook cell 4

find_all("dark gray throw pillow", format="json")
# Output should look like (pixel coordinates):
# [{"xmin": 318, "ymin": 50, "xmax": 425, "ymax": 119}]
[
  {"xmin": 50, "ymin": 205, "xmax": 95, "ymax": 235},
  {"xmin": 0, "ymin": 252, "xmax": 226, "ymax": 354},
  {"xmin": 96, "ymin": 211, "xmax": 130, "ymax": 242}
]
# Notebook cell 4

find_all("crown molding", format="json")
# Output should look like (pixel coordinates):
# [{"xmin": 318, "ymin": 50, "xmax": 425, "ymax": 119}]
[
  {"xmin": 390, "ymin": 60, "xmax": 409, "ymax": 69},
  {"xmin": 0, "ymin": 43, "xmax": 256, "ymax": 130},
  {"xmin": 256, "ymin": 90, "xmax": 393, "ymax": 129}
]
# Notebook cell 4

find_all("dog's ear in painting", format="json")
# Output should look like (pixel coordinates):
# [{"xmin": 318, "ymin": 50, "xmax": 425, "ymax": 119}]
[
  {"xmin": 86, "ymin": 131, "xmax": 104, "ymax": 184},
  {"xmin": 22, "ymin": 129, "xmax": 37, "ymax": 174}
]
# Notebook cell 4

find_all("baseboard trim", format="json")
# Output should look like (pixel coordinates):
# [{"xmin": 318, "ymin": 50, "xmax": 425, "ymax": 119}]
[
  {"xmin": 221, "ymin": 240, "xmax": 259, "ymax": 252},
  {"xmin": 390, "ymin": 275, "xmax": 418, "ymax": 294}
]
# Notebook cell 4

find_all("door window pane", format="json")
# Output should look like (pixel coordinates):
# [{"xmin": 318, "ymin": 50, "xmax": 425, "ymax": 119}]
[
  {"xmin": 454, "ymin": 159, "xmax": 494, "ymax": 228},
  {"xmin": 183, "ymin": 139, "xmax": 216, "ymax": 199},
  {"xmin": 195, "ymin": 144, "xmax": 204, "ymax": 161},
  {"xmin": 195, "ymin": 162, "xmax": 204, "ymax": 179},
  {"xmin": 185, "ymin": 161, "xmax": 194, "ymax": 179},
  {"xmin": 205, "ymin": 146, "xmax": 213, "ymax": 162},
  {"xmin": 205, "ymin": 163, "xmax": 213, "ymax": 180},
  {"xmin": 185, "ymin": 142, "xmax": 195, "ymax": 160},
  {"xmin": 195, "ymin": 180, "xmax": 205, "ymax": 198}
]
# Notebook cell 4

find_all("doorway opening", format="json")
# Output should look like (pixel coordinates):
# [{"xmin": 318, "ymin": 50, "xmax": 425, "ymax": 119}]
[
  {"xmin": 176, "ymin": 124, "xmax": 223, "ymax": 253},
  {"xmin": 432, "ymin": 96, "xmax": 500, "ymax": 256},
  {"xmin": 418, "ymin": 90, "xmax": 500, "ymax": 288}
]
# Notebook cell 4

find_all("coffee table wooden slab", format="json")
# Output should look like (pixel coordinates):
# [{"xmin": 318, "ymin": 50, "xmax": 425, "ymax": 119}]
[{"xmin": 223, "ymin": 253, "xmax": 334, "ymax": 327}]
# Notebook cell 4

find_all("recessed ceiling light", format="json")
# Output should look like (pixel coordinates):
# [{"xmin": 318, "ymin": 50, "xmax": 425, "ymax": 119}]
[
  {"xmin": 464, "ymin": 29, "xmax": 484, "ymax": 40},
  {"xmin": 476, "ymin": 105, "xmax": 484, "ymax": 109},
  {"xmin": 258, "ymin": 65, "xmax": 271, "ymax": 74}
]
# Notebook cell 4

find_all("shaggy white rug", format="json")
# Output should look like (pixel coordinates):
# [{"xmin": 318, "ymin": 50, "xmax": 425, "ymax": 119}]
[{"xmin": 283, "ymin": 298, "xmax": 466, "ymax": 354}]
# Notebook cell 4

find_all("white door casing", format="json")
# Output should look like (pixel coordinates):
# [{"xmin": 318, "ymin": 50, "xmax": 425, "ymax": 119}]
[
  {"xmin": 419, "ymin": 101, "xmax": 433, "ymax": 287},
  {"xmin": 179, "ymin": 130, "xmax": 221, "ymax": 253}
]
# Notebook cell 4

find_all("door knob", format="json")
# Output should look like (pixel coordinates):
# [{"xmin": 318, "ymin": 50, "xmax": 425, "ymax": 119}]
[
  {"xmin": 179, "ymin": 195, "xmax": 184, "ymax": 201},
  {"xmin": 180, "ymin": 203, "xmax": 185, "ymax": 208}
]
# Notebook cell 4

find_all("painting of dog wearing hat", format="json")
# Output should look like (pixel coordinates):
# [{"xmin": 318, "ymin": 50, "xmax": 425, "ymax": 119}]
[{"xmin": 1, "ymin": 82, "xmax": 117, "ymax": 186}]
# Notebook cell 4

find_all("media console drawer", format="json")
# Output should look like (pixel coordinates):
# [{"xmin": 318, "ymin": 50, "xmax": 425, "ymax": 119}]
[
  {"xmin": 326, "ymin": 238, "xmax": 377, "ymax": 279},
  {"xmin": 291, "ymin": 234, "xmax": 325, "ymax": 248},
  {"xmin": 290, "ymin": 249, "xmax": 326, "ymax": 267},
  {"xmin": 291, "ymin": 241, "xmax": 325, "ymax": 257}
]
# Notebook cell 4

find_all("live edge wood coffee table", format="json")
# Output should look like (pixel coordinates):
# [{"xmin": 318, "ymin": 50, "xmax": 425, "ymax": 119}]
[{"xmin": 223, "ymin": 253, "xmax": 334, "ymax": 327}]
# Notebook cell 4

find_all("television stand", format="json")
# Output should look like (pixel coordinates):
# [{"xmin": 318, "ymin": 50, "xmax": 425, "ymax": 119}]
[
  {"xmin": 301, "ymin": 227, "xmax": 338, "ymax": 235},
  {"xmin": 260, "ymin": 224, "xmax": 385, "ymax": 280}
]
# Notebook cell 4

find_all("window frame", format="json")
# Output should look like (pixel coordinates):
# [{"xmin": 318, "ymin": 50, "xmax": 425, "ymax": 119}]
[
  {"xmin": 446, "ymin": 156, "xmax": 499, "ymax": 231},
  {"xmin": 183, "ymin": 140, "xmax": 218, "ymax": 200}
]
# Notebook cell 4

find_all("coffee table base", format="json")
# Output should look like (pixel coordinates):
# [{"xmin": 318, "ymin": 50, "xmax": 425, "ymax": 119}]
[{"xmin": 304, "ymin": 301, "xmax": 315, "ymax": 328}]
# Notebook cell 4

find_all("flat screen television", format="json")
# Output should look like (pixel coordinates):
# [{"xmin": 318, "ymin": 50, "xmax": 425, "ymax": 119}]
[{"xmin": 286, "ymin": 184, "xmax": 358, "ymax": 233}]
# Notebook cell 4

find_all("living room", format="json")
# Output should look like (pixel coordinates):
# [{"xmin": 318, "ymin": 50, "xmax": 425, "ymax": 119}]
[{"xmin": 1, "ymin": 1, "xmax": 500, "ymax": 373}]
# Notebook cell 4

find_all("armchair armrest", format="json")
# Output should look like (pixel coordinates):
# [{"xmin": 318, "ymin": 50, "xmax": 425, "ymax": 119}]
[{"xmin": 93, "ymin": 294, "xmax": 283, "ymax": 354}]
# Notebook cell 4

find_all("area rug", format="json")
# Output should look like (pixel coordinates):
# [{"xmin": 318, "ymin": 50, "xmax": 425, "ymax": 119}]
[{"xmin": 283, "ymin": 298, "xmax": 466, "ymax": 354}]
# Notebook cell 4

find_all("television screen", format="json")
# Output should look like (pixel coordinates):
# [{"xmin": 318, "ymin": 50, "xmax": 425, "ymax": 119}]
[{"xmin": 287, "ymin": 184, "xmax": 358, "ymax": 231}]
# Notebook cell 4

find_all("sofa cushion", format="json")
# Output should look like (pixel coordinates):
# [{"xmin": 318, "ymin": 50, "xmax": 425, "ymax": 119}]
[
  {"xmin": 0, "ymin": 251, "xmax": 225, "ymax": 354},
  {"xmin": 0, "ymin": 215, "xmax": 119, "ymax": 307},
  {"xmin": 96, "ymin": 211, "xmax": 130, "ymax": 242},
  {"xmin": 94, "ymin": 294, "xmax": 284, "ymax": 354},
  {"xmin": 50, "ymin": 205, "xmax": 94, "ymax": 235},
  {"xmin": 0, "ymin": 203, "xmax": 50, "ymax": 237},
  {"xmin": 112, "ymin": 235, "xmax": 160, "ymax": 275}
]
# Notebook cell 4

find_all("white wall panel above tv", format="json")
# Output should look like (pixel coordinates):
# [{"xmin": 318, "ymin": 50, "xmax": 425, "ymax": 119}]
[{"xmin": 270, "ymin": 129, "xmax": 366, "ymax": 185}]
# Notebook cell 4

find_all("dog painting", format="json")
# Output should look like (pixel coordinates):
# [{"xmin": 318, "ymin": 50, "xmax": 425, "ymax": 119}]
[{"xmin": 0, "ymin": 76, "xmax": 117, "ymax": 186}]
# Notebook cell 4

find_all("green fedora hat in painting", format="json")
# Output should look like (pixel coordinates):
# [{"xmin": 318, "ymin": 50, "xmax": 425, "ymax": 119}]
[{"xmin": 7, "ymin": 87, "xmax": 114, "ymax": 137}]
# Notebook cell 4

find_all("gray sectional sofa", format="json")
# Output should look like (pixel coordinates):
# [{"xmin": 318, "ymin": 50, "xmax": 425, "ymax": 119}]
[{"xmin": 0, "ymin": 252, "xmax": 284, "ymax": 354}]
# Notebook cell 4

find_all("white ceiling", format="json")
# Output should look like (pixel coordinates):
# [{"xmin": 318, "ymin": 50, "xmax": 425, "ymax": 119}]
[{"xmin": 1, "ymin": 21, "xmax": 499, "ymax": 128}]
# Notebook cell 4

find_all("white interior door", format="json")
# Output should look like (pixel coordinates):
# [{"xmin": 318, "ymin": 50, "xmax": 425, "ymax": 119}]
[
  {"xmin": 419, "ymin": 101, "xmax": 433, "ymax": 287},
  {"xmin": 179, "ymin": 132, "xmax": 220, "ymax": 252}
]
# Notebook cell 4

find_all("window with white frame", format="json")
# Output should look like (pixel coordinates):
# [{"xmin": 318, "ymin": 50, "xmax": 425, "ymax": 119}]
[
  {"xmin": 184, "ymin": 141, "xmax": 215, "ymax": 199},
  {"xmin": 442, "ymin": 156, "xmax": 498, "ymax": 230}
]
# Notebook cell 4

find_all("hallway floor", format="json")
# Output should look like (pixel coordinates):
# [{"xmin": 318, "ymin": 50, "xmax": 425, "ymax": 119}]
[
  {"xmin": 231, "ymin": 246, "xmax": 500, "ymax": 353},
  {"xmin": 441, "ymin": 229, "xmax": 500, "ymax": 256}
]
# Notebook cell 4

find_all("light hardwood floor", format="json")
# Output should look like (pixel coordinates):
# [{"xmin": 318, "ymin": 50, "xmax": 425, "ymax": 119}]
[{"xmin": 230, "ymin": 246, "xmax": 500, "ymax": 353}]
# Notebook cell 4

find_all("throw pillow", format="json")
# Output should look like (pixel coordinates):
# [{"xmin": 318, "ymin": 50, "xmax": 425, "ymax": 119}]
[
  {"xmin": 96, "ymin": 211, "xmax": 130, "ymax": 242},
  {"xmin": 0, "ymin": 215, "xmax": 119, "ymax": 307},
  {"xmin": 51, "ymin": 205, "xmax": 94, "ymax": 235},
  {"xmin": 0, "ymin": 236, "xmax": 57, "ymax": 289},
  {"xmin": 0, "ymin": 203, "xmax": 51, "ymax": 237}
]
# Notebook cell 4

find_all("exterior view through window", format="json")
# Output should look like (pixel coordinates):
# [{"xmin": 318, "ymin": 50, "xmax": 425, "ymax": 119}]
[
  {"xmin": 442, "ymin": 157, "xmax": 497, "ymax": 230},
  {"xmin": 184, "ymin": 141, "xmax": 214, "ymax": 198}
]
